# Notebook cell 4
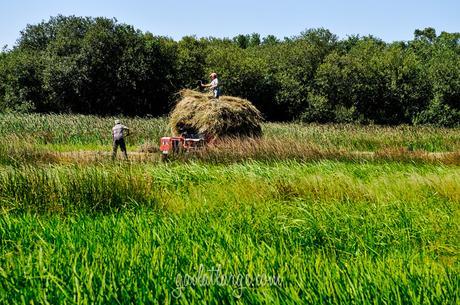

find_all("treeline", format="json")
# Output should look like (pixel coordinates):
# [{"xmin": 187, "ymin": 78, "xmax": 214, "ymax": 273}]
[{"xmin": 0, "ymin": 15, "xmax": 459, "ymax": 125}]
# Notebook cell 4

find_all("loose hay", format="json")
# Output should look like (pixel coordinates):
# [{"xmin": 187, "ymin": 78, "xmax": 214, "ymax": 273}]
[{"xmin": 169, "ymin": 90, "xmax": 263, "ymax": 140}]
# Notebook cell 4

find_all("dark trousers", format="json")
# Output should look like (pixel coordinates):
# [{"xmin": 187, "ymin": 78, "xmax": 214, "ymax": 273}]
[{"xmin": 112, "ymin": 138, "xmax": 128, "ymax": 160}]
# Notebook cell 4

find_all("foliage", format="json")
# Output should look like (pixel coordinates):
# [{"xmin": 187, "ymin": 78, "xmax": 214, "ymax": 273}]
[
  {"xmin": 413, "ymin": 96, "xmax": 460, "ymax": 127},
  {"xmin": 1, "ymin": 15, "xmax": 179, "ymax": 115},
  {"xmin": 0, "ymin": 18, "xmax": 459, "ymax": 126},
  {"xmin": 206, "ymin": 43, "xmax": 279, "ymax": 119}
]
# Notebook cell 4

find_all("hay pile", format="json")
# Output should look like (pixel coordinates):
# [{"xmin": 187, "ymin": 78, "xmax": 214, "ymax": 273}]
[{"xmin": 169, "ymin": 90, "xmax": 263, "ymax": 140}]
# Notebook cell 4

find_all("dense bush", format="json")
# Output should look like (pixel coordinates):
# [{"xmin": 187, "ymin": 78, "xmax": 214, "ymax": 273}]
[
  {"xmin": 314, "ymin": 39, "xmax": 433, "ymax": 124},
  {"xmin": 0, "ymin": 16, "xmax": 178, "ymax": 115},
  {"xmin": 0, "ymin": 16, "xmax": 459, "ymax": 126}
]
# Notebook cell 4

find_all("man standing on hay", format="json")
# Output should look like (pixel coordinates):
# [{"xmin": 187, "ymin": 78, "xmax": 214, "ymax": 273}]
[
  {"xmin": 112, "ymin": 119, "xmax": 130, "ymax": 160},
  {"xmin": 201, "ymin": 72, "xmax": 221, "ymax": 99}
]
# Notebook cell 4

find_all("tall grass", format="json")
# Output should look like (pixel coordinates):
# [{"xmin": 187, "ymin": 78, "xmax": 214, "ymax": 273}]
[
  {"xmin": 0, "ymin": 211, "xmax": 458, "ymax": 304},
  {"xmin": 0, "ymin": 113, "xmax": 169, "ymax": 148},
  {"xmin": 194, "ymin": 138, "xmax": 460, "ymax": 165},
  {"xmin": 263, "ymin": 122, "xmax": 460, "ymax": 152},
  {"xmin": 1, "ymin": 113, "xmax": 459, "ymax": 303},
  {"xmin": 0, "ymin": 160, "xmax": 458, "ymax": 214},
  {"xmin": 1, "ymin": 114, "xmax": 459, "ymax": 152},
  {"xmin": 0, "ymin": 161, "xmax": 459, "ymax": 303},
  {"xmin": 2, "ymin": 137, "xmax": 459, "ymax": 167},
  {"xmin": 1, "ymin": 113, "xmax": 459, "ymax": 166}
]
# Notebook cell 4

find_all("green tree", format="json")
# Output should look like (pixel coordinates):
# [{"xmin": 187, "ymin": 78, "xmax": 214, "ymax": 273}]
[
  {"xmin": 264, "ymin": 29, "xmax": 338, "ymax": 120},
  {"xmin": 414, "ymin": 27, "xmax": 437, "ymax": 43},
  {"xmin": 262, "ymin": 35, "xmax": 279, "ymax": 45},
  {"xmin": 249, "ymin": 33, "xmax": 261, "ymax": 47},
  {"xmin": 206, "ymin": 43, "xmax": 278, "ymax": 119},
  {"xmin": 0, "ymin": 50, "xmax": 44, "ymax": 112},
  {"xmin": 233, "ymin": 34, "xmax": 250, "ymax": 49},
  {"xmin": 1, "ymin": 18, "xmax": 459, "ymax": 125},
  {"xmin": 315, "ymin": 38, "xmax": 431, "ymax": 124},
  {"xmin": 7, "ymin": 15, "xmax": 179, "ymax": 115},
  {"xmin": 176, "ymin": 36, "xmax": 207, "ymax": 89}
]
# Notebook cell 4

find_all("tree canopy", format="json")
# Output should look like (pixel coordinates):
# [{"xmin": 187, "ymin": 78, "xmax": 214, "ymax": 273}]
[{"xmin": 1, "ymin": 16, "xmax": 459, "ymax": 126}]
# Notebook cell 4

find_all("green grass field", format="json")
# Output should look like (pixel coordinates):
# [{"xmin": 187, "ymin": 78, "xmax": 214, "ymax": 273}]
[{"xmin": 0, "ymin": 114, "xmax": 459, "ymax": 304}]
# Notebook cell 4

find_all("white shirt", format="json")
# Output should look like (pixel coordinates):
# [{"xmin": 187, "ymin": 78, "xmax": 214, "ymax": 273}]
[
  {"xmin": 210, "ymin": 78, "xmax": 218, "ymax": 89},
  {"xmin": 112, "ymin": 124, "xmax": 129, "ymax": 140}
]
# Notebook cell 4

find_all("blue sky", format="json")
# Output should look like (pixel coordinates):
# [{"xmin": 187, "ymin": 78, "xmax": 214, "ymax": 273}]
[{"xmin": 1, "ymin": 0, "xmax": 459, "ymax": 48}]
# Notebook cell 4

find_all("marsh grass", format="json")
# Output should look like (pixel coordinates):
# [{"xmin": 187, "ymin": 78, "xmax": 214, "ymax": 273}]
[
  {"xmin": 1, "ymin": 135, "xmax": 459, "ymax": 167},
  {"xmin": 0, "ymin": 113, "xmax": 168, "ymax": 147},
  {"xmin": 0, "ymin": 161, "xmax": 459, "ymax": 303},
  {"xmin": 0, "ymin": 113, "xmax": 459, "ymax": 304},
  {"xmin": 193, "ymin": 138, "xmax": 460, "ymax": 165},
  {"xmin": 0, "ymin": 161, "xmax": 458, "ymax": 215},
  {"xmin": 263, "ymin": 122, "xmax": 460, "ymax": 152},
  {"xmin": 1, "ymin": 114, "xmax": 459, "ymax": 152}
]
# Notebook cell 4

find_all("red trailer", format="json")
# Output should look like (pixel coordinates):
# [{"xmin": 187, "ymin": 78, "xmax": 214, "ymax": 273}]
[{"xmin": 160, "ymin": 136, "xmax": 204, "ymax": 159}]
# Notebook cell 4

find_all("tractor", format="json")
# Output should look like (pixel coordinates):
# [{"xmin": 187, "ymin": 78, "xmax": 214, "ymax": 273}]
[{"xmin": 159, "ymin": 134, "xmax": 205, "ymax": 160}]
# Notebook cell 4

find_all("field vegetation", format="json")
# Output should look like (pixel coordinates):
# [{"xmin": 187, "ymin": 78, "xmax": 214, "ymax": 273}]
[
  {"xmin": 0, "ymin": 12, "xmax": 459, "ymax": 305},
  {"xmin": 0, "ymin": 114, "xmax": 459, "ymax": 304}
]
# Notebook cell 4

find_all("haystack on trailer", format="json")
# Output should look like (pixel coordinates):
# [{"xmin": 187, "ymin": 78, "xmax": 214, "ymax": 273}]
[{"xmin": 160, "ymin": 89, "xmax": 263, "ymax": 157}]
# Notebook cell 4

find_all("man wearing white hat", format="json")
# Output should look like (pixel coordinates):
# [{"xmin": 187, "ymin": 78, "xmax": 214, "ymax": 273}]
[
  {"xmin": 112, "ymin": 119, "xmax": 130, "ymax": 160},
  {"xmin": 201, "ymin": 72, "xmax": 221, "ymax": 99}
]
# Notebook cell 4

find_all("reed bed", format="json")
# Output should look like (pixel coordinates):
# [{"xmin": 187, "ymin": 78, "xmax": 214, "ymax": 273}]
[
  {"xmin": 0, "ymin": 113, "xmax": 459, "ymax": 303},
  {"xmin": 1, "ymin": 114, "xmax": 459, "ymax": 152},
  {"xmin": 1, "ymin": 135, "xmax": 459, "ymax": 166},
  {"xmin": 0, "ymin": 161, "xmax": 459, "ymax": 303}
]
